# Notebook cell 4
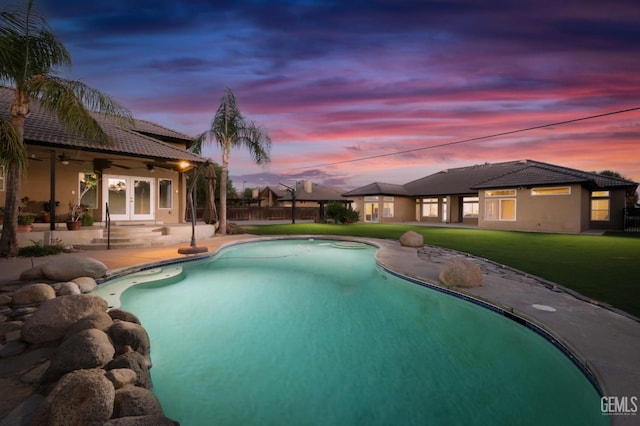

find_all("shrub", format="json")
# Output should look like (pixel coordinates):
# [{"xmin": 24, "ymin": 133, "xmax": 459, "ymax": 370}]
[
  {"xmin": 81, "ymin": 212, "xmax": 94, "ymax": 226},
  {"xmin": 326, "ymin": 202, "xmax": 360, "ymax": 223},
  {"xmin": 18, "ymin": 239, "xmax": 68, "ymax": 257}
]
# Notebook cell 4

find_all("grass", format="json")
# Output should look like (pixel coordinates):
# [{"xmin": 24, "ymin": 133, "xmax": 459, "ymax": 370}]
[{"xmin": 242, "ymin": 223, "xmax": 640, "ymax": 318}]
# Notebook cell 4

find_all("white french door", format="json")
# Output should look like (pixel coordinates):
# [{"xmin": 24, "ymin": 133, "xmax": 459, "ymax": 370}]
[{"xmin": 103, "ymin": 175, "xmax": 155, "ymax": 221}]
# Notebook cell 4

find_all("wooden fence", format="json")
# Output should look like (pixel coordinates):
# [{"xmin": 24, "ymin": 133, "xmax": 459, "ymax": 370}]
[{"xmin": 192, "ymin": 206, "xmax": 320, "ymax": 222}]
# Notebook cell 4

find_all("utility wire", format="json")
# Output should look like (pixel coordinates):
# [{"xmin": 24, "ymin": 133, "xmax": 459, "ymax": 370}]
[{"xmin": 276, "ymin": 106, "xmax": 640, "ymax": 172}]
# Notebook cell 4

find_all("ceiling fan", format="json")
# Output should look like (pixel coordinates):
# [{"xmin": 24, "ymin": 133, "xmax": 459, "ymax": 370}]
[{"xmin": 58, "ymin": 153, "xmax": 85, "ymax": 165}]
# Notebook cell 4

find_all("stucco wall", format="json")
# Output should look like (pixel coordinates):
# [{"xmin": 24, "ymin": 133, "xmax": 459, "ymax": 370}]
[{"xmin": 477, "ymin": 185, "xmax": 584, "ymax": 233}]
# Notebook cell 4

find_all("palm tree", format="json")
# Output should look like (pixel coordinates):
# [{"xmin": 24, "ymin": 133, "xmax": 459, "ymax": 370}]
[
  {"xmin": 0, "ymin": 0, "xmax": 131, "ymax": 256},
  {"xmin": 191, "ymin": 88, "xmax": 271, "ymax": 234}
]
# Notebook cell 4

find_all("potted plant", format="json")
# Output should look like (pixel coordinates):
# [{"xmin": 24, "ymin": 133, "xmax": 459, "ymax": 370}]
[
  {"xmin": 67, "ymin": 171, "xmax": 98, "ymax": 230},
  {"xmin": 17, "ymin": 213, "xmax": 35, "ymax": 232},
  {"xmin": 66, "ymin": 201, "xmax": 85, "ymax": 230},
  {"xmin": 42, "ymin": 200, "xmax": 60, "ymax": 223}
]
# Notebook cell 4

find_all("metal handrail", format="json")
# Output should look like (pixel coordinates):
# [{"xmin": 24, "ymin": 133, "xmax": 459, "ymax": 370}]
[{"xmin": 105, "ymin": 202, "xmax": 111, "ymax": 250}]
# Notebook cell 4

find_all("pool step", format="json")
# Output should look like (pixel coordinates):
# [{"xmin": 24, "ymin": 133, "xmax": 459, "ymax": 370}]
[{"xmin": 91, "ymin": 265, "xmax": 185, "ymax": 309}]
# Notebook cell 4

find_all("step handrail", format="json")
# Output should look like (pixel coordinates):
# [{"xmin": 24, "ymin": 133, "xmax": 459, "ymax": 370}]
[{"xmin": 105, "ymin": 202, "xmax": 111, "ymax": 250}]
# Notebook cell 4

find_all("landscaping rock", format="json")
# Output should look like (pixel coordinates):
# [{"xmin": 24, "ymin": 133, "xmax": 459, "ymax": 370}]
[
  {"xmin": 31, "ymin": 369, "xmax": 115, "ymax": 426},
  {"xmin": 439, "ymin": 257, "xmax": 482, "ymax": 288},
  {"xmin": 105, "ymin": 352, "xmax": 153, "ymax": 390},
  {"xmin": 65, "ymin": 311, "xmax": 113, "ymax": 338},
  {"xmin": 108, "ymin": 308, "xmax": 142, "ymax": 325},
  {"xmin": 19, "ymin": 264, "xmax": 45, "ymax": 281},
  {"xmin": 113, "ymin": 385, "xmax": 164, "ymax": 418},
  {"xmin": 22, "ymin": 294, "xmax": 108, "ymax": 344},
  {"xmin": 42, "ymin": 257, "xmax": 108, "ymax": 281},
  {"xmin": 46, "ymin": 328, "xmax": 115, "ymax": 381},
  {"xmin": 106, "ymin": 368, "xmax": 138, "ymax": 389},
  {"xmin": 72, "ymin": 276, "xmax": 98, "ymax": 293},
  {"xmin": 108, "ymin": 320, "xmax": 151, "ymax": 366},
  {"xmin": 57, "ymin": 281, "xmax": 82, "ymax": 296},
  {"xmin": 0, "ymin": 294, "xmax": 11, "ymax": 305},
  {"xmin": 399, "ymin": 231, "xmax": 424, "ymax": 247},
  {"xmin": 0, "ymin": 340, "xmax": 27, "ymax": 358},
  {"xmin": 12, "ymin": 283, "xmax": 55, "ymax": 306},
  {"xmin": 0, "ymin": 320, "xmax": 22, "ymax": 337}
]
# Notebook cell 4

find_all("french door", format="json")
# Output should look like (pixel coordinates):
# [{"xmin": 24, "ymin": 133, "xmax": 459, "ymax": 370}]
[{"xmin": 103, "ymin": 175, "xmax": 155, "ymax": 221}]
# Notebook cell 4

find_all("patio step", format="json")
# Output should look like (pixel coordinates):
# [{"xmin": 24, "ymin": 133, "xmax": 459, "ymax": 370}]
[{"xmin": 72, "ymin": 225, "xmax": 173, "ymax": 250}]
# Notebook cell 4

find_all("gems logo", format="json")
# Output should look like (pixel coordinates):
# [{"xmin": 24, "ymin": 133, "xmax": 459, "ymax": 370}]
[{"xmin": 601, "ymin": 396, "xmax": 638, "ymax": 416}]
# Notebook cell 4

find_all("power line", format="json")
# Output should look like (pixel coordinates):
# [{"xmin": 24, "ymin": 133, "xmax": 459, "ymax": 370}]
[{"xmin": 275, "ymin": 106, "xmax": 640, "ymax": 172}]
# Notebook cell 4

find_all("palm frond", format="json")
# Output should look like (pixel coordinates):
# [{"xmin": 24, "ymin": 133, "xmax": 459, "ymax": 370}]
[
  {"xmin": 27, "ymin": 77, "xmax": 132, "ymax": 145},
  {"xmin": 0, "ymin": 0, "xmax": 70, "ymax": 85},
  {"xmin": 0, "ymin": 117, "xmax": 27, "ymax": 170}
]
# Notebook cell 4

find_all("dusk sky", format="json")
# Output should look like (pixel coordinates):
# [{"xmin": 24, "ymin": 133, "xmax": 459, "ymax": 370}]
[{"xmin": 33, "ymin": 0, "xmax": 640, "ymax": 190}]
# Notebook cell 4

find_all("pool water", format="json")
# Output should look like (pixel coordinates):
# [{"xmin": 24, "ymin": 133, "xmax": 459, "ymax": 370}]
[{"xmin": 113, "ymin": 239, "xmax": 605, "ymax": 425}]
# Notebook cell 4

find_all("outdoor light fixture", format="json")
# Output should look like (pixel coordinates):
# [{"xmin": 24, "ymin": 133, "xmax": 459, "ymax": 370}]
[
  {"xmin": 179, "ymin": 161, "xmax": 190, "ymax": 170},
  {"xmin": 58, "ymin": 154, "xmax": 70, "ymax": 165},
  {"xmin": 146, "ymin": 163, "xmax": 155, "ymax": 172}
]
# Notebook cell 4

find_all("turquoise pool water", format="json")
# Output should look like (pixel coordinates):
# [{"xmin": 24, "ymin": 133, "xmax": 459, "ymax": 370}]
[{"xmin": 112, "ymin": 239, "xmax": 605, "ymax": 425}]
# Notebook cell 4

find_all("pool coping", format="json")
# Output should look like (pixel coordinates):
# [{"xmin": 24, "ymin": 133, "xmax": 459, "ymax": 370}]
[{"xmin": 96, "ymin": 235, "xmax": 640, "ymax": 425}]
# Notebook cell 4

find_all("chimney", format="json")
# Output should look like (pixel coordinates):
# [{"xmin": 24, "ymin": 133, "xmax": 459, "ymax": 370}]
[{"xmin": 304, "ymin": 180, "xmax": 312, "ymax": 193}]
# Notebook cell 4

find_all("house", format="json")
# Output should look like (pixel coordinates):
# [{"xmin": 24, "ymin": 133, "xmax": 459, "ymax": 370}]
[
  {"xmin": 343, "ymin": 160, "xmax": 638, "ymax": 233},
  {"xmin": 0, "ymin": 85, "xmax": 212, "ymax": 246},
  {"xmin": 259, "ymin": 180, "xmax": 352, "ymax": 221}
]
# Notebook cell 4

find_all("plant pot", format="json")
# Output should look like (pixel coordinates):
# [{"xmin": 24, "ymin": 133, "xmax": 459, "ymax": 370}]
[
  {"xmin": 42, "ymin": 213, "xmax": 51, "ymax": 223},
  {"xmin": 66, "ymin": 221, "xmax": 81, "ymax": 231},
  {"xmin": 17, "ymin": 225, "xmax": 33, "ymax": 233}
]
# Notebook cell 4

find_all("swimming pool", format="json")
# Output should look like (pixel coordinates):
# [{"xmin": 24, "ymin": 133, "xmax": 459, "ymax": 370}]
[{"xmin": 97, "ymin": 239, "xmax": 606, "ymax": 425}]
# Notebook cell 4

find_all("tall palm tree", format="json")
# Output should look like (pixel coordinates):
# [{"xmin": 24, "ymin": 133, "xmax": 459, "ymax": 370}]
[
  {"xmin": 0, "ymin": 0, "xmax": 131, "ymax": 256},
  {"xmin": 191, "ymin": 88, "xmax": 271, "ymax": 234}
]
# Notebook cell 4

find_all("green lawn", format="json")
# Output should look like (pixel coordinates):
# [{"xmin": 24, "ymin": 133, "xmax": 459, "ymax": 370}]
[{"xmin": 242, "ymin": 223, "xmax": 640, "ymax": 318}]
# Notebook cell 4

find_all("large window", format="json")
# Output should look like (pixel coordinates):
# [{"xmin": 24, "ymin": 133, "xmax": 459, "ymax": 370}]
[
  {"xmin": 485, "ymin": 189, "xmax": 516, "ymax": 221},
  {"xmin": 382, "ymin": 196, "xmax": 394, "ymax": 218},
  {"xmin": 422, "ymin": 198, "xmax": 438, "ymax": 217},
  {"xmin": 591, "ymin": 191, "xmax": 610, "ymax": 221},
  {"xmin": 159, "ymin": 179, "xmax": 173, "ymax": 209},
  {"xmin": 463, "ymin": 196, "xmax": 479, "ymax": 218}
]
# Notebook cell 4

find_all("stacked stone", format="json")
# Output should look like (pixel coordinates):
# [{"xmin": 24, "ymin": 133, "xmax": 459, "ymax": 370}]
[{"xmin": 0, "ymin": 257, "xmax": 178, "ymax": 425}]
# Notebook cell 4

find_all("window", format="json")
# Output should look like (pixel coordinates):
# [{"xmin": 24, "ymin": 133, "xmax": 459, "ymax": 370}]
[
  {"xmin": 485, "ymin": 189, "xmax": 516, "ymax": 221},
  {"xmin": 382, "ymin": 196, "xmax": 394, "ymax": 218},
  {"xmin": 531, "ymin": 186, "xmax": 571, "ymax": 196},
  {"xmin": 463, "ymin": 197, "xmax": 479, "ymax": 218},
  {"xmin": 159, "ymin": 179, "xmax": 173, "ymax": 209},
  {"xmin": 591, "ymin": 191, "xmax": 610, "ymax": 221},
  {"xmin": 79, "ymin": 172, "xmax": 98, "ymax": 208},
  {"xmin": 422, "ymin": 198, "xmax": 438, "ymax": 217},
  {"xmin": 0, "ymin": 166, "xmax": 4, "ymax": 191},
  {"xmin": 485, "ymin": 189, "xmax": 516, "ymax": 197}
]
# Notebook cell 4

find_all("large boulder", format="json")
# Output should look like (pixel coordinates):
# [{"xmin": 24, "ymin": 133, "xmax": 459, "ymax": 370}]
[
  {"xmin": 31, "ymin": 369, "xmax": 115, "ymax": 426},
  {"xmin": 113, "ymin": 385, "xmax": 164, "ymax": 418},
  {"xmin": 42, "ymin": 257, "xmax": 107, "ymax": 281},
  {"xmin": 399, "ymin": 231, "xmax": 424, "ymax": 248},
  {"xmin": 66, "ymin": 311, "xmax": 114, "ymax": 337},
  {"xmin": 45, "ymin": 328, "xmax": 115, "ymax": 381},
  {"xmin": 57, "ymin": 281, "xmax": 82, "ymax": 296},
  {"xmin": 105, "ymin": 351, "xmax": 153, "ymax": 390},
  {"xmin": 19, "ymin": 264, "xmax": 46, "ymax": 281},
  {"xmin": 12, "ymin": 283, "xmax": 55, "ymax": 306},
  {"xmin": 22, "ymin": 294, "xmax": 108, "ymax": 344},
  {"xmin": 108, "ymin": 308, "xmax": 142, "ymax": 325},
  {"xmin": 438, "ymin": 257, "xmax": 483, "ymax": 288},
  {"xmin": 72, "ymin": 276, "xmax": 98, "ymax": 293},
  {"xmin": 108, "ymin": 320, "xmax": 151, "ymax": 366},
  {"xmin": 106, "ymin": 368, "xmax": 138, "ymax": 389}
]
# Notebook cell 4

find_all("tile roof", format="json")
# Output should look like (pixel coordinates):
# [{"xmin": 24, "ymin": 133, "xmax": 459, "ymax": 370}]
[
  {"xmin": 342, "ymin": 182, "xmax": 410, "ymax": 197},
  {"xmin": 471, "ymin": 160, "xmax": 637, "ymax": 190},
  {"xmin": 0, "ymin": 86, "xmax": 207, "ymax": 164},
  {"xmin": 347, "ymin": 160, "xmax": 636, "ymax": 198}
]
